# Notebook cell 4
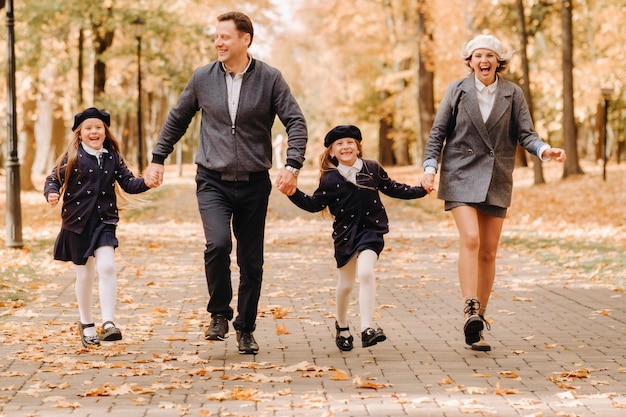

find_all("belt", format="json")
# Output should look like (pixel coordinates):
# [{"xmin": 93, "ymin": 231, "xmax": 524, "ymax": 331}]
[{"xmin": 202, "ymin": 167, "xmax": 268, "ymax": 182}]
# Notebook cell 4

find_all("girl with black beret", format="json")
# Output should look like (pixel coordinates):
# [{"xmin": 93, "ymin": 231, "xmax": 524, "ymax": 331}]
[
  {"xmin": 44, "ymin": 107, "xmax": 153, "ymax": 348},
  {"xmin": 288, "ymin": 125, "xmax": 428, "ymax": 351}
]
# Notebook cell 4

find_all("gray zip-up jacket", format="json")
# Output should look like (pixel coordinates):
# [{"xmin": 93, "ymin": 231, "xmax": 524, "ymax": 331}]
[{"xmin": 152, "ymin": 58, "xmax": 307, "ymax": 179}]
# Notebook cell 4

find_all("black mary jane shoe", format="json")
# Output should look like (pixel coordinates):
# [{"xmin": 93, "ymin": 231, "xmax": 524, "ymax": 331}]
[
  {"xmin": 79, "ymin": 322, "xmax": 101, "ymax": 348},
  {"xmin": 99, "ymin": 321, "xmax": 122, "ymax": 342},
  {"xmin": 335, "ymin": 321, "xmax": 354, "ymax": 351},
  {"xmin": 361, "ymin": 327, "xmax": 386, "ymax": 348}
]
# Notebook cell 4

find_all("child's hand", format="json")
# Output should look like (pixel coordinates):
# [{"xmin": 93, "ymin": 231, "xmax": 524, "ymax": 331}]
[{"xmin": 47, "ymin": 193, "xmax": 60, "ymax": 207}]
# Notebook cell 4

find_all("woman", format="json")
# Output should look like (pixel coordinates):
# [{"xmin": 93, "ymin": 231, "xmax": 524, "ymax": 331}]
[{"xmin": 420, "ymin": 34, "xmax": 566, "ymax": 351}]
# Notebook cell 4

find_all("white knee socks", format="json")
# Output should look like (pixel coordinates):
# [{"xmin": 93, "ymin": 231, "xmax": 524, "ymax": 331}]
[
  {"xmin": 356, "ymin": 250, "xmax": 378, "ymax": 331},
  {"xmin": 74, "ymin": 246, "xmax": 116, "ymax": 336},
  {"xmin": 336, "ymin": 250, "xmax": 379, "ymax": 333}
]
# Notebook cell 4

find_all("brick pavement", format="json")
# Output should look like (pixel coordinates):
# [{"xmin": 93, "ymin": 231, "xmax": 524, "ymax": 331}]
[{"xmin": 1, "ymin": 169, "xmax": 626, "ymax": 416}]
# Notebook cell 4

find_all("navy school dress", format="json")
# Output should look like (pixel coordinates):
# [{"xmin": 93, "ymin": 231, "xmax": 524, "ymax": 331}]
[
  {"xmin": 288, "ymin": 159, "xmax": 427, "ymax": 268},
  {"xmin": 44, "ymin": 143, "xmax": 149, "ymax": 265}
]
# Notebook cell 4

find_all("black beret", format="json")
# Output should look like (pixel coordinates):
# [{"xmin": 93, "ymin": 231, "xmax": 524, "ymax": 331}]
[
  {"xmin": 72, "ymin": 107, "xmax": 111, "ymax": 131},
  {"xmin": 324, "ymin": 125, "xmax": 362, "ymax": 148}
]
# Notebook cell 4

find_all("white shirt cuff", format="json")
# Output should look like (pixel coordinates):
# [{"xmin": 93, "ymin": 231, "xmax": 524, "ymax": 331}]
[{"xmin": 538, "ymin": 144, "xmax": 551, "ymax": 161}]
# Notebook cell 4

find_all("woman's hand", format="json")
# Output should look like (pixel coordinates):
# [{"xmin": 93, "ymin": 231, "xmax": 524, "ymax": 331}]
[
  {"xmin": 420, "ymin": 173, "xmax": 436, "ymax": 193},
  {"xmin": 542, "ymin": 148, "xmax": 567, "ymax": 162}
]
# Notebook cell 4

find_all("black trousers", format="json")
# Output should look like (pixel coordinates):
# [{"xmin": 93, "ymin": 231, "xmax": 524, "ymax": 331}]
[{"xmin": 195, "ymin": 167, "xmax": 271, "ymax": 332}]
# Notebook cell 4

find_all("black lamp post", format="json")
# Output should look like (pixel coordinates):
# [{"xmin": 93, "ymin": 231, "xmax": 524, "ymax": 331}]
[
  {"xmin": 133, "ymin": 17, "xmax": 145, "ymax": 173},
  {"xmin": 4, "ymin": 0, "xmax": 23, "ymax": 248},
  {"xmin": 601, "ymin": 87, "xmax": 613, "ymax": 181}
]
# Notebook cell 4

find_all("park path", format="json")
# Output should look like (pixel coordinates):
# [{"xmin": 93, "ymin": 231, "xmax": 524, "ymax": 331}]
[{"xmin": 1, "ymin": 167, "xmax": 625, "ymax": 416}]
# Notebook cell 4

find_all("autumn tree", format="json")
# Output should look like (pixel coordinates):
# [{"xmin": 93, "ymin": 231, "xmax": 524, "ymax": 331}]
[
  {"xmin": 416, "ymin": 0, "xmax": 435, "ymax": 159},
  {"xmin": 561, "ymin": 0, "xmax": 583, "ymax": 177},
  {"xmin": 516, "ymin": 0, "xmax": 545, "ymax": 184}
]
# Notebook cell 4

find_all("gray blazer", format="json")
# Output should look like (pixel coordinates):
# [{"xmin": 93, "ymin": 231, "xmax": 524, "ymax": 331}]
[{"xmin": 423, "ymin": 76, "xmax": 547, "ymax": 208}]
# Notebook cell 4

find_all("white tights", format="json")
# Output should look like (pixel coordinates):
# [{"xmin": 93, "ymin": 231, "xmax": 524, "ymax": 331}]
[
  {"xmin": 74, "ymin": 246, "xmax": 116, "ymax": 336},
  {"xmin": 335, "ymin": 249, "xmax": 378, "ymax": 333}
]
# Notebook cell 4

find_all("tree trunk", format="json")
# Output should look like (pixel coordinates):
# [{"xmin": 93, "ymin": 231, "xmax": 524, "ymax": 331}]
[
  {"xmin": 19, "ymin": 96, "xmax": 37, "ymax": 191},
  {"xmin": 382, "ymin": 0, "xmax": 409, "ymax": 166},
  {"xmin": 561, "ymin": 0, "xmax": 584, "ymax": 177},
  {"xmin": 379, "ymin": 111, "xmax": 395, "ymax": 166},
  {"xmin": 516, "ymin": 0, "xmax": 545, "ymax": 183},
  {"xmin": 92, "ymin": 5, "xmax": 114, "ymax": 104},
  {"xmin": 416, "ymin": 0, "xmax": 435, "ymax": 164},
  {"xmin": 78, "ymin": 28, "xmax": 84, "ymax": 107}
]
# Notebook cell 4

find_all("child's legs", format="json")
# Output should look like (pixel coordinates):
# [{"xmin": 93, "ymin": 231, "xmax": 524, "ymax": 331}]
[
  {"xmin": 94, "ymin": 246, "xmax": 116, "ymax": 324},
  {"xmin": 75, "ymin": 258, "xmax": 97, "ymax": 336},
  {"xmin": 356, "ymin": 250, "xmax": 378, "ymax": 331},
  {"xmin": 336, "ymin": 257, "xmax": 357, "ymax": 328}
]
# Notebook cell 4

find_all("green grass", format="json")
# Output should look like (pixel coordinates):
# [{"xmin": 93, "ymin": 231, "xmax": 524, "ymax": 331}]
[
  {"xmin": 502, "ymin": 233, "xmax": 626, "ymax": 287},
  {"xmin": 0, "ymin": 265, "xmax": 37, "ymax": 303}
]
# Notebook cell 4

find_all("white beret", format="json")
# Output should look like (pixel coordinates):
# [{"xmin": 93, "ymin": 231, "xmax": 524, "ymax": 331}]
[{"xmin": 461, "ymin": 34, "xmax": 513, "ymax": 60}]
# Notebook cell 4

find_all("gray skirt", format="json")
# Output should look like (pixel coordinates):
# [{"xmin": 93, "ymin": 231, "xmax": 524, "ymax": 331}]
[{"xmin": 444, "ymin": 201, "xmax": 507, "ymax": 218}]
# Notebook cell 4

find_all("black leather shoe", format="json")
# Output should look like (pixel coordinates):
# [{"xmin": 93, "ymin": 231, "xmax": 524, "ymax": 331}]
[
  {"xmin": 205, "ymin": 314, "xmax": 229, "ymax": 340},
  {"xmin": 236, "ymin": 331, "xmax": 259, "ymax": 354},
  {"xmin": 99, "ymin": 321, "xmax": 122, "ymax": 341},
  {"xmin": 79, "ymin": 322, "xmax": 100, "ymax": 348},
  {"xmin": 335, "ymin": 321, "xmax": 353, "ymax": 351},
  {"xmin": 361, "ymin": 327, "xmax": 386, "ymax": 348}
]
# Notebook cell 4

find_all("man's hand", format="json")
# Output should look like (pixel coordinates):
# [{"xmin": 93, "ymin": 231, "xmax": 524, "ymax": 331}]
[
  {"xmin": 275, "ymin": 168, "xmax": 297, "ymax": 196},
  {"xmin": 144, "ymin": 162, "xmax": 165, "ymax": 188}
]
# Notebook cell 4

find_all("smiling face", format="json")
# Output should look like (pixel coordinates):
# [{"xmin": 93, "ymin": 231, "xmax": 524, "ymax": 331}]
[
  {"xmin": 470, "ymin": 48, "xmax": 499, "ymax": 86},
  {"xmin": 329, "ymin": 138, "xmax": 361, "ymax": 166},
  {"xmin": 79, "ymin": 118, "xmax": 106, "ymax": 151},
  {"xmin": 214, "ymin": 19, "xmax": 251, "ymax": 72}
]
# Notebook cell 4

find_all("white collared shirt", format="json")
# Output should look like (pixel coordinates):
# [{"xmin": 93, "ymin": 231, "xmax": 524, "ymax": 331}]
[
  {"xmin": 337, "ymin": 158, "xmax": 364, "ymax": 185},
  {"xmin": 475, "ymin": 75, "xmax": 498, "ymax": 123},
  {"xmin": 81, "ymin": 142, "xmax": 108, "ymax": 157},
  {"xmin": 223, "ymin": 56, "xmax": 252, "ymax": 124},
  {"xmin": 81, "ymin": 142, "xmax": 109, "ymax": 167}
]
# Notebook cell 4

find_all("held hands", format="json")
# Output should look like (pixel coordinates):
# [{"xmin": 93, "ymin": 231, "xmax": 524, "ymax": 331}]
[
  {"xmin": 542, "ymin": 148, "xmax": 567, "ymax": 162},
  {"xmin": 420, "ymin": 173, "xmax": 436, "ymax": 194},
  {"xmin": 275, "ymin": 168, "xmax": 297, "ymax": 196},
  {"xmin": 47, "ymin": 193, "xmax": 60, "ymax": 207},
  {"xmin": 144, "ymin": 162, "xmax": 165, "ymax": 188}
]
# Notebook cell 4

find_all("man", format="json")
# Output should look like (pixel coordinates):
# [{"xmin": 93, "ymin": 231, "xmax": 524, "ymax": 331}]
[{"xmin": 145, "ymin": 11, "xmax": 307, "ymax": 354}]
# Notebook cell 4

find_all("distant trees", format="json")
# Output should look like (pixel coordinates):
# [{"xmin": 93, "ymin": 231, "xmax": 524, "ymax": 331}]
[{"xmin": 0, "ymin": 0, "xmax": 623, "ymax": 188}]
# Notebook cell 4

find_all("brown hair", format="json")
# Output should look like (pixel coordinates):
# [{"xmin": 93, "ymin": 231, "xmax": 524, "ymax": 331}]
[
  {"xmin": 465, "ymin": 53, "xmax": 511, "ymax": 74},
  {"xmin": 217, "ymin": 11, "xmax": 254, "ymax": 46}
]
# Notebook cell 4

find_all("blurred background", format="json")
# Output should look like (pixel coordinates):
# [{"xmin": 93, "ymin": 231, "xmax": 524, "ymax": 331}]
[{"xmin": 0, "ymin": 0, "xmax": 624, "ymax": 191}]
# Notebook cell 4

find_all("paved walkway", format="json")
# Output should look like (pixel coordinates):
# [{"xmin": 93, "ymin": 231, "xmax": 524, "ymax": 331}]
[{"xmin": 1, "ymin": 169, "xmax": 626, "ymax": 416}]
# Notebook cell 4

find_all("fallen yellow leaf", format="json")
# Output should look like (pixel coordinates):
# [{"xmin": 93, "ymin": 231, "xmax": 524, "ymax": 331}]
[{"xmin": 276, "ymin": 324, "xmax": 290, "ymax": 335}]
